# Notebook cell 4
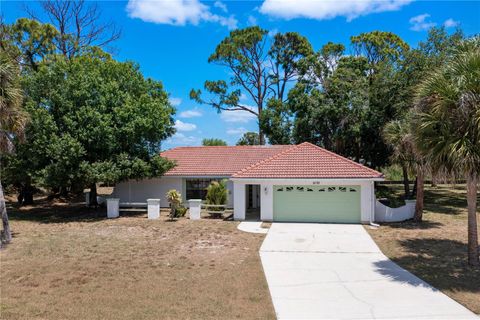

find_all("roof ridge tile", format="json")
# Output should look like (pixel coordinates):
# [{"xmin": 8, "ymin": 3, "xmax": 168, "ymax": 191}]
[{"xmin": 232, "ymin": 144, "xmax": 301, "ymax": 177}]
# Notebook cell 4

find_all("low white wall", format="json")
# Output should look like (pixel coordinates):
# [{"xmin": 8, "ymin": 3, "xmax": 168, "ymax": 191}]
[{"xmin": 375, "ymin": 199, "xmax": 416, "ymax": 222}]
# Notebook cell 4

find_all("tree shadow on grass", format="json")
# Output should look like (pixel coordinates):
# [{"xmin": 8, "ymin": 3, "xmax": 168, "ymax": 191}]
[
  {"xmin": 423, "ymin": 187, "xmax": 480, "ymax": 216},
  {"xmin": 374, "ymin": 238, "xmax": 480, "ymax": 293},
  {"xmin": 381, "ymin": 220, "xmax": 444, "ymax": 230},
  {"xmin": 6, "ymin": 200, "xmax": 145, "ymax": 224}
]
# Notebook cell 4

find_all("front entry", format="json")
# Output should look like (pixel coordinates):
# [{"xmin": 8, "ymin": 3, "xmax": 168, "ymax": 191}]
[
  {"xmin": 246, "ymin": 184, "xmax": 260, "ymax": 220},
  {"xmin": 273, "ymin": 185, "xmax": 361, "ymax": 223}
]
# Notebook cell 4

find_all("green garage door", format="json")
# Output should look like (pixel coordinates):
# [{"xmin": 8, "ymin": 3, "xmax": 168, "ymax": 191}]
[{"xmin": 273, "ymin": 185, "xmax": 361, "ymax": 223}]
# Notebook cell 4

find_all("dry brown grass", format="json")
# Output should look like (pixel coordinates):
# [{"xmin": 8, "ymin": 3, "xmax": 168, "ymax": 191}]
[
  {"xmin": 0, "ymin": 198, "xmax": 275, "ymax": 320},
  {"xmin": 366, "ymin": 184, "xmax": 480, "ymax": 314}
]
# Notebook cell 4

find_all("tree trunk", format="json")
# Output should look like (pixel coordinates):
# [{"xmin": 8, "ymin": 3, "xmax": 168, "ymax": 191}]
[
  {"xmin": 466, "ymin": 173, "xmax": 479, "ymax": 266},
  {"xmin": 0, "ymin": 180, "xmax": 12, "ymax": 245},
  {"xmin": 259, "ymin": 127, "xmax": 265, "ymax": 145},
  {"xmin": 411, "ymin": 176, "xmax": 418, "ymax": 199},
  {"xmin": 402, "ymin": 164, "xmax": 410, "ymax": 199},
  {"xmin": 89, "ymin": 183, "xmax": 98, "ymax": 208},
  {"xmin": 23, "ymin": 190, "xmax": 34, "ymax": 205},
  {"xmin": 413, "ymin": 170, "xmax": 424, "ymax": 222},
  {"xmin": 23, "ymin": 182, "xmax": 34, "ymax": 205},
  {"xmin": 258, "ymin": 105, "xmax": 265, "ymax": 145}
]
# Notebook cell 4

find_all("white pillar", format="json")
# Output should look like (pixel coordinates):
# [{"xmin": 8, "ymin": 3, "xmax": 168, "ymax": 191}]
[
  {"xmin": 233, "ymin": 182, "xmax": 246, "ymax": 220},
  {"xmin": 361, "ymin": 181, "xmax": 374, "ymax": 224},
  {"xmin": 188, "ymin": 199, "xmax": 202, "ymax": 220},
  {"xmin": 107, "ymin": 198, "xmax": 120, "ymax": 219},
  {"xmin": 147, "ymin": 199, "xmax": 160, "ymax": 219},
  {"xmin": 260, "ymin": 184, "xmax": 273, "ymax": 221}
]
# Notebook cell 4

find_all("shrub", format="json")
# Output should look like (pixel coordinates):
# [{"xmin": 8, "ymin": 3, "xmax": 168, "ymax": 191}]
[
  {"xmin": 166, "ymin": 189, "xmax": 182, "ymax": 219},
  {"xmin": 175, "ymin": 206, "xmax": 187, "ymax": 217},
  {"xmin": 205, "ymin": 180, "xmax": 228, "ymax": 218}
]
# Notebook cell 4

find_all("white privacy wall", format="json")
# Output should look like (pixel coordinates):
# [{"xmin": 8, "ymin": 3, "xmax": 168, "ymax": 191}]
[
  {"xmin": 232, "ymin": 179, "xmax": 377, "ymax": 223},
  {"xmin": 375, "ymin": 199, "xmax": 416, "ymax": 222},
  {"xmin": 113, "ymin": 176, "xmax": 235, "ymax": 208}
]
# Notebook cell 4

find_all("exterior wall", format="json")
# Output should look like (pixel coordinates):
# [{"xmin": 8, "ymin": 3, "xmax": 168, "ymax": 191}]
[
  {"xmin": 232, "ymin": 178, "xmax": 378, "ymax": 223},
  {"xmin": 233, "ymin": 183, "xmax": 246, "ymax": 220},
  {"xmin": 260, "ymin": 184, "xmax": 273, "ymax": 221},
  {"xmin": 113, "ymin": 177, "xmax": 183, "ymax": 207},
  {"xmin": 113, "ymin": 176, "xmax": 234, "ymax": 209},
  {"xmin": 114, "ymin": 176, "xmax": 378, "ymax": 220}
]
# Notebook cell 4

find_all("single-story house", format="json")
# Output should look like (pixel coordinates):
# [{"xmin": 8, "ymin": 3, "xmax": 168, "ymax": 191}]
[{"xmin": 113, "ymin": 142, "xmax": 384, "ymax": 224}]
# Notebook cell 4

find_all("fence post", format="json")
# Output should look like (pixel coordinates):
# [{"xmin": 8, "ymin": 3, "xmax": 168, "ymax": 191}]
[
  {"xmin": 188, "ymin": 199, "xmax": 202, "ymax": 220},
  {"xmin": 106, "ymin": 198, "xmax": 120, "ymax": 219},
  {"xmin": 147, "ymin": 199, "xmax": 160, "ymax": 219}
]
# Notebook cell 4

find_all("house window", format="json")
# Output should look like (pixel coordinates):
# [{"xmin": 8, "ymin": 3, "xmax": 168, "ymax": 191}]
[{"xmin": 186, "ymin": 179, "xmax": 214, "ymax": 200}]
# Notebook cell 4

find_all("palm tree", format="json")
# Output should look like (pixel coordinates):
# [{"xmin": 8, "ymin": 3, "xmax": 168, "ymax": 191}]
[
  {"xmin": 0, "ymin": 52, "xmax": 27, "ymax": 246},
  {"xmin": 383, "ymin": 117, "xmax": 427, "ymax": 222},
  {"xmin": 383, "ymin": 119, "xmax": 414, "ymax": 198},
  {"xmin": 413, "ymin": 37, "xmax": 480, "ymax": 266}
]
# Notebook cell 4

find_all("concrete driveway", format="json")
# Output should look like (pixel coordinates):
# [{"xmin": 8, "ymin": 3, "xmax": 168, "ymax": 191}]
[{"xmin": 260, "ymin": 223, "xmax": 478, "ymax": 320}]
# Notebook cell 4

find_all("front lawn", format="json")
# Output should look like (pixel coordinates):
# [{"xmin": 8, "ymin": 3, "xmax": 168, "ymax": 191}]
[
  {"xmin": 366, "ymin": 184, "xmax": 480, "ymax": 314},
  {"xmin": 0, "ymin": 198, "xmax": 275, "ymax": 320}
]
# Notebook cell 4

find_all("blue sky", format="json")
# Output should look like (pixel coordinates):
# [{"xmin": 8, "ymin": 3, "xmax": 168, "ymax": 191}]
[{"xmin": 3, "ymin": 0, "xmax": 480, "ymax": 149}]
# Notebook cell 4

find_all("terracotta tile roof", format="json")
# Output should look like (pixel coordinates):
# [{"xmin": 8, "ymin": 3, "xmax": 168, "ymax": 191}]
[
  {"xmin": 232, "ymin": 142, "xmax": 383, "ymax": 179},
  {"xmin": 160, "ymin": 145, "xmax": 291, "ymax": 176}
]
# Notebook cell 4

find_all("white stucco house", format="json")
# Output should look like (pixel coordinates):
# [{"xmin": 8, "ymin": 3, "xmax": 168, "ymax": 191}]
[{"xmin": 113, "ymin": 142, "xmax": 384, "ymax": 223}]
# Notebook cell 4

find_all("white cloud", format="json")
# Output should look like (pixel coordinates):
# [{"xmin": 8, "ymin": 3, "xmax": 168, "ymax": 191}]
[
  {"xmin": 259, "ymin": 0, "xmax": 412, "ymax": 22},
  {"xmin": 220, "ymin": 107, "xmax": 257, "ymax": 123},
  {"xmin": 165, "ymin": 132, "xmax": 201, "ymax": 146},
  {"xmin": 444, "ymin": 18, "xmax": 459, "ymax": 28},
  {"xmin": 226, "ymin": 127, "xmax": 248, "ymax": 135},
  {"xmin": 169, "ymin": 97, "xmax": 182, "ymax": 106},
  {"xmin": 126, "ymin": 0, "xmax": 238, "ymax": 29},
  {"xmin": 409, "ymin": 13, "xmax": 436, "ymax": 31},
  {"xmin": 174, "ymin": 119, "xmax": 197, "ymax": 131},
  {"xmin": 179, "ymin": 108, "xmax": 203, "ymax": 118},
  {"xmin": 214, "ymin": 1, "xmax": 228, "ymax": 13},
  {"xmin": 247, "ymin": 15, "xmax": 258, "ymax": 26}
]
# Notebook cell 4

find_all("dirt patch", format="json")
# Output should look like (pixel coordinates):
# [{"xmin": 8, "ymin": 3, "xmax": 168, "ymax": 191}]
[{"xmin": 0, "ymin": 199, "xmax": 275, "ymax": 320}]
